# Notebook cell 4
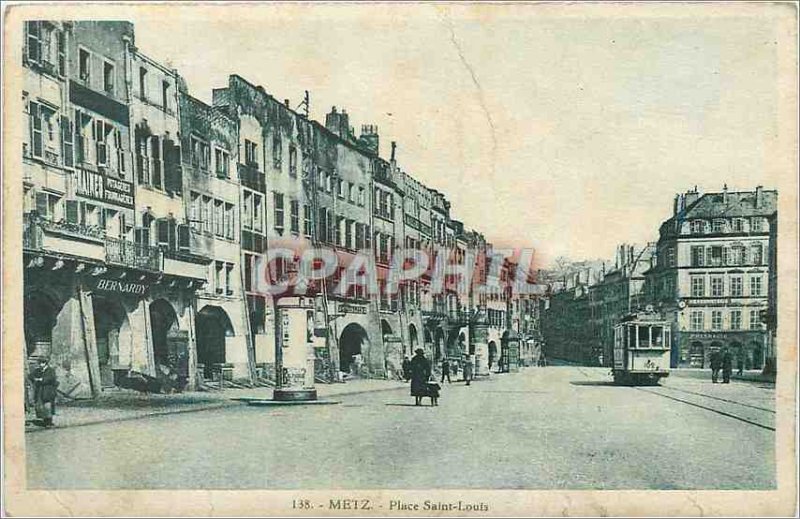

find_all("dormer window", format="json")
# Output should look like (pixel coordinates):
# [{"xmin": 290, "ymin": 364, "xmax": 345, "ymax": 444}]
[
  {"xmin": 711, "ymin": 219, "xmax": 725, "ymax": 233},
  {"xmin": 690, "ymin": 220, "xmax": 705, "ymax": 234}
]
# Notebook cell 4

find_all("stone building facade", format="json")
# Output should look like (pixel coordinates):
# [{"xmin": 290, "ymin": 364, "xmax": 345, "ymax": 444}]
[
  {"xmin": 21, "ymin": 20, "xmax": 538, "ymax": 396},
  {"xmin": 645, "ymin": 186, "xmax": 776, "ymax": 369}
]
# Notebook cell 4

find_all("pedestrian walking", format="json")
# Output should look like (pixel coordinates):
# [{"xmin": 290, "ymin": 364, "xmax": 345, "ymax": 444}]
[
  {"xmin": 736, "ymin": 354, "xmax": 744, "ymax": 377},
  {"xmin": 463, "ymin": 355, "xmax": 474, "ymax": 386},
  {"xmin": 409, "ymin": 348, "xmax": 431, "ymax": 406},
  {"xmin": 402, "ymin": 355, "xmax": 411, "ymax": 382},
  {"xmin": 721, "ymin": 348, "xmax": 733, "ymax": 384},
  {"xmin": 29, "ymin": 356, "xmax": 58, "ymax": 427},
  {"xmin": 710, "ymin": 349, "xmax": 722, "ymax": 383},
  {"xmin": 440, "ymin": 358, "xmax": 451, "ymax": 383}
]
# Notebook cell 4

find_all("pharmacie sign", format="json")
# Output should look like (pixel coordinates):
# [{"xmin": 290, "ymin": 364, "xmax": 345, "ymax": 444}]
[
  {"xmin": 94, "ymin": 277, "xmax": 148, "ymax": 295},
  {"xmin": 76, "ymin": 169, "xmax": 134, "ymax": 209}
]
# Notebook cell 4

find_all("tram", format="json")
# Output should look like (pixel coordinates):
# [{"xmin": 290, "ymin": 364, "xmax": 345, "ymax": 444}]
[{"xmin": 612, "ymin": 308, "xmax": 671, "ymax": 385}]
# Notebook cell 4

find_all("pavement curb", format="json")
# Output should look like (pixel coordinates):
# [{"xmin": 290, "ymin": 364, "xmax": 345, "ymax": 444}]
[{"xmin": 25, "ymin": 383, "xmax": 410, "ymax": 433}]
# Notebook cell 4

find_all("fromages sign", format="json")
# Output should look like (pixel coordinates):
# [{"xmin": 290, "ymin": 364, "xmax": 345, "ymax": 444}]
[{"xmin": 76, "ymin": 169, "xmax": 135, "ymax": 209}]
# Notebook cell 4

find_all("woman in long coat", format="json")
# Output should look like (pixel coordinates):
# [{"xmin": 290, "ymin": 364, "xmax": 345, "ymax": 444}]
[
  {"xmin": 409, "ymin": 348, "xmax": 431, "ymax": 406},
  {"xmin": 29, "ymin": 356, "xmax": 58, "ymax": 427}
]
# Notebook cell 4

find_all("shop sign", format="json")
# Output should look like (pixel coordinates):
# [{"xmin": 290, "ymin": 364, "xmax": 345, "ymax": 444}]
[
  {"xmin": 684, "ymin": 331, "xmax": 762, "ymax": 340},
  {"xmin": 95, "ymin": 277, "xmax": 148, "ymax": 295},
  {"xmin": 339, "ymin": 303, "xmax": 367, "ymax": 315},
  {"xmin": 685, "ymin": 298, "xmax": 730, "ymax": 307},
  {"xmin": 76, "ymin": 169, "xmax": 135, "ymax": 208}
]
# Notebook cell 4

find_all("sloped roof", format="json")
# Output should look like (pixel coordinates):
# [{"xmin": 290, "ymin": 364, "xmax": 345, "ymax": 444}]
[{"xmin": 682, "ymin": 190, "xmax": 777, "ymax": 219}]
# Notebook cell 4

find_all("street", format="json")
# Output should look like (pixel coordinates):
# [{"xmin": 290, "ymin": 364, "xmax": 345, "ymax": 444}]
[{"xmin": 26, "ymin": 366, "xmax": 775, "ymax": 490}]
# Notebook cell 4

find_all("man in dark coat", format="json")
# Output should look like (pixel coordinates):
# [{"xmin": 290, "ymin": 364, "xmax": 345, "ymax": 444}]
[
  {"xmin": 29, "ymin": 356, "xmax": 58, "ymax": 427},
  {"xmin": 401, "ymin": 356, "xmax": 411, "ymax": 382},
  {"xmin": 440, "ymin": 358, "xmax": 451, "ymax": 383},
  {"xmin": 710, "ymin": 349, "xmax": 722, "ymax": 383},
  {"xmin": 409, "ymin": 348, "xmax": 431, "ymax": 406},
  {"xmin": 721, "ymin": 348, "xmax": 733, "ymax": 384}
]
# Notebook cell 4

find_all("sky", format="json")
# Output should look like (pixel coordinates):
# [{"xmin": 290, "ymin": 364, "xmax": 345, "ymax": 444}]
[{"xmin": 118, "ymin": 3, "xmax": 792, "ymax": 268}]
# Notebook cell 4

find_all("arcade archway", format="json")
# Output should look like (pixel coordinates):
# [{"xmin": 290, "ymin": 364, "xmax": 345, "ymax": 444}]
[
  {"xmin": 93, "ymin": 295, "xmax": 131, "ymax": 388},
  {"xmin": 196, "ymin": 305, "xmax": 235, "ymax": 379},
  {"xmin": 339, "ymin": 323, "xmax": 369, "ymax": 375},
  {"xmin": 488, "ymin": 341, "xmax": 498, "ymax": 368},
  {"xmin": 149, "ymin": 299, "xmax": 180, "ymax": 367},
  {"xmin": 24, "ymin": 290, "xmax": 59, "ymax": 358}
]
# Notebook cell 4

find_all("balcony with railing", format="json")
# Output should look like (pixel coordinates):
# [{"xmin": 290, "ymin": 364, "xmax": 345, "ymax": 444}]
[
  {"xmin": 23, "ymin": 212, "xmax": 106, "ymax": 262},
  {"xmin": 105, "ymin": 237, "xmax": 162, "ymax": 271}
]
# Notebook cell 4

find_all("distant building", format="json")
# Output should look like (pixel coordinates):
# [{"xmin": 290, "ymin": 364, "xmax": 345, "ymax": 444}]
[
  {"xmin": 765, "ymin": 210, "xmax": 778, "ymax": 375},
  {"xmin": 540, "ymin": 268, "xmax": 602, "ymax": 365},
  {"xmin": 645, "ymin": 186, "xmax": 777, "ymax": 369},
  {"xmin": 591, "ymin": 243, "xmax": 655, "ymax": 366}
]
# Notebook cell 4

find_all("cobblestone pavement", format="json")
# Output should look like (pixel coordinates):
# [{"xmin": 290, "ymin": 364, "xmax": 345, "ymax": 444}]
[{"xmin": 26, "ymin": 366, "xmax": 775, "ymax": 490}]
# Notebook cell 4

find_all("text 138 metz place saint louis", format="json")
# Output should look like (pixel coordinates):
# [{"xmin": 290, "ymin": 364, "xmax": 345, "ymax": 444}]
[{"xmin": 389, "ymin": 500, "xmax": 490, "ymax": 512}]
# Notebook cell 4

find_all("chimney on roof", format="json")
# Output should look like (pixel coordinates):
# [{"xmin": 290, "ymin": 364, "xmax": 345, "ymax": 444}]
[
  {"xmin": 358, "ymin": 124, "xmax": 379, "ymax": 155},
  {"xmin": 284, "ymin": 99, "xmax": 290, "ymax": 108},
  {"xmin": 684, "ymin": 187, "xmax": 700, "ymax": 208},
  {"xmin": 325, "ymin": 106, "xmax": 350, "ymax": 139},
  {"xmin": 723, "ymin": 183, "xmax": 729, "ymax": 205},
  {"xmin": 755, "ymin": 185, "xmax": 763, "ymax": 209},
  {"xmin": 390, "ymin": 141, "xmax": 397, "ymax": 163}
]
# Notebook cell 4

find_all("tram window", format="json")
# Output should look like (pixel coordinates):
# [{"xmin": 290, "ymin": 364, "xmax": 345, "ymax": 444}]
[
  {"xmin": 628, "ymin": 326, "xmax": 636, "ymax": 349},
  {"xmin": 651, "ymin": 326, "xmax": 663, "ymax": 348},
  {"xmin": 638, "ymin": 326, "xmax": 650, "ymax": 348}
]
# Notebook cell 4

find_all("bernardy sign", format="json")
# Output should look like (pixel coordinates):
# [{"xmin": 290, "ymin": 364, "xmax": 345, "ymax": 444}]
[
  {"xmin": 94, "ymin": 278, "xmax": 148, "ymax": 295},
  {"xmin": 76, "ymin": 169, "xmax": 135, "ymax": 209}
]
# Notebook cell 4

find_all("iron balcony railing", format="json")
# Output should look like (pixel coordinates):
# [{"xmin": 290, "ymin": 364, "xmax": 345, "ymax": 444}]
[{"xmin": 105, "ymin": 236, "xmax": 162, "ymax": 271}]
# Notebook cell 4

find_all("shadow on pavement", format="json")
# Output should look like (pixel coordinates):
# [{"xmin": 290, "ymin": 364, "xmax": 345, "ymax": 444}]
[
  {"xmin": 570, "ymin": 381, "xmax": 618, "ymax": 387},
  {"xmin": 385, "ymin": 403, "xmax": 432, "ymax": 407}
]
